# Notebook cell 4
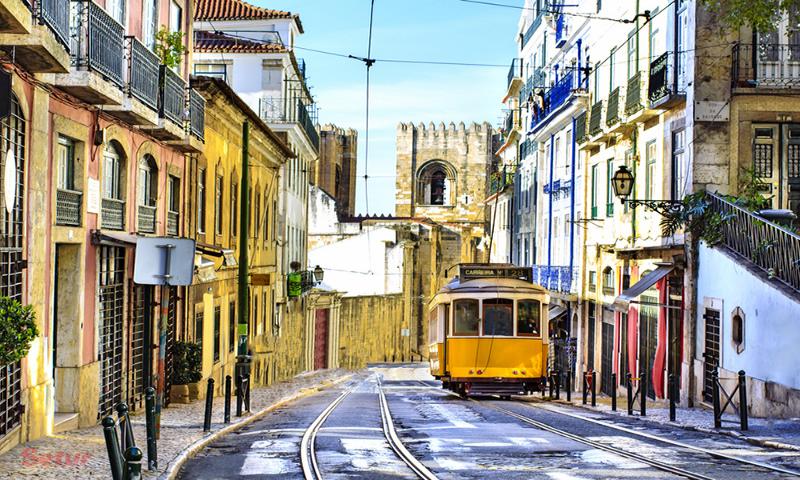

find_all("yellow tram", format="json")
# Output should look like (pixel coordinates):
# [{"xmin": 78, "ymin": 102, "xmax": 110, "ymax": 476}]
[{"xmin": 427, "ymin": 264, "xmax": 549, "ymax": 397}]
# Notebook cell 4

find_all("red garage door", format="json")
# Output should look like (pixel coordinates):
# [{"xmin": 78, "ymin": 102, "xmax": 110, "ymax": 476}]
[{"xmin": 314, "ymin": 309, "xmax": 330, "ymax": 370}]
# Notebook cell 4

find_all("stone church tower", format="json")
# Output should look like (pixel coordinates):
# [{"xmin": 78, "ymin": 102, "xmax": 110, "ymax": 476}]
[{"xmin": 395, "ymin": 121, "xmax": 494, "ymax": 263}]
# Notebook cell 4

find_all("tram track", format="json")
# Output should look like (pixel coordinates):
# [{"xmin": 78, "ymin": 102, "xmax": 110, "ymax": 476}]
[{"xmin": 299, "ymin": 388, "xmax": 353, "ymax": 480}]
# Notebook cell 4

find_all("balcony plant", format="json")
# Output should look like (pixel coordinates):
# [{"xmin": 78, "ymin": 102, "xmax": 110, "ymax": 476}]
[
  {"xmin": 155, "ymin": 27, "xmax": 186, "ymax": 69},
  {"xmin": 170, "ymin": 341, "xmax": 203, "ymax": 404},
  {"xmin": 0, "ymin": 297, "xmax": 39, "ymax": 367}
]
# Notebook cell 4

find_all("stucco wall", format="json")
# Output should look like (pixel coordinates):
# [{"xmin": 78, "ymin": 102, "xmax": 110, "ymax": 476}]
[{"xmin": 338, "ymin": 294, "xmax": 412, "ymax": 368}]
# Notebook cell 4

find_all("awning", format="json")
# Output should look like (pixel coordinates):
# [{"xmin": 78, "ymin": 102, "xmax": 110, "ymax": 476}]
[
  {"xmin": 91, "ymin": 230, "xmax": 139, "ymax": 247},
  {"xmin": 548, "ymin": 304, "xmax": 567, "ymax": 321},
  {"xmin": 613, "ymin": 265, "xmax": 673, "ymax": 312},
  {"xmin": 196, "ymin": 242, "xmax": 224, "ymax": 257}
]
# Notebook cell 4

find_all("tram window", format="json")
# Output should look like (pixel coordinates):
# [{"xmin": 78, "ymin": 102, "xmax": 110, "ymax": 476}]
[
  {"xmin": 517, "ymin": 300, "xmax": 541, "ymax": 336},
  {"xmin": 428, "ymin": 309, "xmax": 438, "ymax": 344},
  {"xmin": 453, "ymin": 299, "xmax": 479, "ymax": 336},
  {"xmin": 483, "ymin": 298, "xmax": 514, "ymax": 336}
]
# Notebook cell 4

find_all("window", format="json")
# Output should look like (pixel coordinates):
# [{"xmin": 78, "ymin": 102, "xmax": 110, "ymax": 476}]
[
  {"xmin": 602, "ymin": 267, "xmax": 614, "ymax": 295},
  {"xmin": 645, "ymin": 141, "xmax": 657, "ymax": 200},
  {"xmin": 231, "ymin": 180, "xmax": 238, "ymax": 236},
  {"xmin": 142, "ymin": 0, "xmax": 157, "ymax": 50},
  {"xmin": 254, "ymin": 189, "xmax": 261, "ymax": 238},
  {"xmin": 57, "ymin": 136, "xmax": 75, "ymax": 191},
  {"xmin": 194, "ymin": 310, "xmax": 203, "ymax": 348},
  {"xmin": 671, "ymin": 129, "xmax": 686, "ymax": 201},
  {"xmin": 215, "ymin": 174, "xmax": 223, "ymax": 235},
  {"xmin": 170, "ymin": 0, "xmax": 182, "ymax": 33},
  {"xmin": 517, "ymin": 299, "xmax": 541, "ymax": 336},
  {"xmin": 228, "ymin": 301, "xmax": 236, "ymax": 352},
  {"xmin": 648, "ymin": 10, "xmax": 660, "ymax": 62},
  {"xmin": 213, "ymin": 306, "xmax": 221, "ymax": 362},
  {"xmin": 453, "ymin": 299, "xmax": 479, "ymax": 336},
  {"xmin": 106, "ymin": 0, "xmax": 125, "ymax": 25},
  {"xmin": 731, "ymin": 307, "xmax": 745, "ymax": 354},
  {"xmin": 194, "ymin": 63, "xmax": 228, "ymax": 82},
  {"xmin": 102, "ymin": 145, "xmax": 122, "ymax": 200},
  {"xmin": 609, "ymin": 47, "xmax": 616, "ymax": 92},
  {"xmin": 588, "ymin": 270, "xmax": 597, "ymax": 292},
  {"xmin": 606, "ymin": 159, "xmax": 614, "ymax": 216},
  {"xmin": 264, "ymin": 197, "xmax": 269, "ymax": 240},
  {"xmin": 483, "ymin": 299, "xmax": 513, "ymax": 336},
  {"xmin": 137, "ymin": 156, "xmax": 157, "ymax": 207},
  {"xmin": 168, "ymin": 176, "xmax": 180, "ymax": 213},
  {"xmin": 197, "ymin": 168, "xmax": 206, "ymax": 233},
  {"xmin": 627, "ymin": 31, "xmax": 636, "ymax": 78},
  {"xmin": 591, "ymin": 164, "xmax": 598, "ymax": 218},
  {"xmin": 262, "ymin": 290, "xmax": 267, "ymax": 335},
  {"xmin": 417, "ymin": 161, "xmax": 454, "ymax": 205},
  {"xmin": 676, "ymin": 0, "xmax": 689, "ymax": 90},
  {"xmin": 252, "ymin": 293, "xmax": 258, "ymax": 336}
]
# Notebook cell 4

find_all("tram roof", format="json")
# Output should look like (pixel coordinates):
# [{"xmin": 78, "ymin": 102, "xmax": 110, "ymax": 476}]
[{"xmin": 436, "ymin": 276, "xmax": 548, "ymax": 295}]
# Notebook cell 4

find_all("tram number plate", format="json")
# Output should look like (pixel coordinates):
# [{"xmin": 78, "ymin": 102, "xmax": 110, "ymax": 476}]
[{"xmin": 461, "ymin": 265, "xmax": 533, "ymax": 282}]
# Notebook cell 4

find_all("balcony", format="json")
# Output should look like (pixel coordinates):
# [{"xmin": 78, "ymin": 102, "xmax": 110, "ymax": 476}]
[
  {"xmin": 575, "ymin": 110, "xmax": 588, "ymax": 145},
  {"xmin": 167, "ymin": 210, "xmax": 179, "ymax": 236},
  {"xmin": 520, "ymin": 138, "xmax": 536, "ymax": 159},
  {"xmin": 107, "ymin": 37, "xmax": 160, "ymax": 126},
  {"xmin": 506, "ymin": 58, "xmax": 524, "ymax": 98},
  {"xmin": 531, "ymin": 265, "xmax": 578, "ymax": 294},
  {"xmin": 543, "ymin": 178, "xmax": 571, "ymax": 200},
  {"xmin": 143, "ymin": 66, "xmax": 186, "ymax": 141},
  {"xmin": 168, "ymin": 88, "xmax": 205, "ymax": 153},
  {"xmin": 732, "ymin": 43, "xmax": 800, "ymax": 91},
  {"xmin": 626, "ymin": 70, "xmax": 660, "ymax": 123},
  {"xmin": 260, "ymin": 97, "xmax": 320, "ymax": 153},
  {"xmin": 585, "ymin": 100, "xmax": 609, "ymax": 146},
  {"xmin": 55, "ymin": 188, "xmax": 82, "ymax": 226},
  {"xmin": 649, "ymin": 52, "xmax": 686, "ymax": 109},
  {"xmin": 606, "ymin": 87, "xmax": 621, "ymax": 127},
  {"xmin": 0, "ymin": 0, "xmax": 71, "ymax": 72},
  {"xmin": 490, "ymin": 167, "xmax": 514, "ymax": 195},
  {"xmin": 101, "ymin": 198, "xmax": 125, "ymax": 231},
  {"xmin": 529, "ymin": 69, "xmax": 576, "ymax": 133},
  {"xmin": 137, "ymin": 204, "xmax": 156, "ymax": 234}
]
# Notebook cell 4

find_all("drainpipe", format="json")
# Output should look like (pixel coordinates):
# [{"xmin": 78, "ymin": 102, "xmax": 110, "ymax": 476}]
[
  {"xmin": 577, "ymin": 39, "xmax": 583, "ymax": 88},
  {"xmin": 568, "ymin": 116, "xmax": 577, "ymax": 331},
  {"xmin": 547, "ymin": 133, "xmax": 555, "ymax": 272}
]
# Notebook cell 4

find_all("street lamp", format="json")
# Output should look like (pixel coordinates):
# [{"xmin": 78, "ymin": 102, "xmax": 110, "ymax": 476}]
[
  {"xmin": 611, "ymin": 165, "xmax": 684, "ymax": 216},
  {"xmin": 313, "ymin": 265, "xmax": 324, "ymax": 284}
]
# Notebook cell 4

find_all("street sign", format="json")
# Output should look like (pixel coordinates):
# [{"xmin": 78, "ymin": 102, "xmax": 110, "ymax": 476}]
[
  {"xmin": 251, "ymin": 273, "xmax": 270, "ymax": 286},
  {"xmin": 134, "ymin": 237, "xmax": 196, "ymax": 286}
]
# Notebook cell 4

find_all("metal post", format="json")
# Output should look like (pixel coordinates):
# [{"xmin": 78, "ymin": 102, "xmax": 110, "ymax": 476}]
[
  {"xmin": 156, "ymin": 284, "xmax": 170, "ymax": 440},
  {"xmin": 236, "ymin": 374, "xmax": 243, "ymax": 417},
  {"xmin": 669, "ymin": 374, "xmax": 676, "ymax": 422},
  {"xmin": 582, "ymin": 371, "xmax": 587, "ymax": 404},
  {"xmin": 738, "ymin": 370, "xmax": 748, "ymax": 431},
  {"xmin": 102, "ymin": 417, "xmax": 124, "ymax": 480},
  {"xmin": 591, "ymin": 371, "xmax": 596, "ymax": 407},
  {"xmin": 123, "ymin": 446, "xmax": 143, "ymax": 480},
  {"xmin": 203, "ymin": 378, "xmax": 215, "ymax": 432},
  {"xmin": 224, "ymin": 375, "xmax": 232, "ymax": 424},
  {"xmin": 245, "ymin": 375, "xmax": 251, "ymax": 412},
  {"xmin": 144, "ymin": 387, "xmax": 157, "ymax": 470},
  {"xmin": 554, "ymin": 370, "xmax": 560, "ymax": 400},
  {"xmin": 548, "ymin": 370, "xmax": 554, "ymax": 398},
  {"xmin": 566, "ymin": 371, "xmax": 571, "ymax": 402},
  {"xmin": 712, "ymin": 369, "xmax": 721, "ymax": 428},
  {"xmin": 640, "ymin": 372, "xmax": 647, "ymax": 416},
  {"xmin": 627, "ymin": 373, "xmax": 633, "ymax": 415},
  {"xmin": 116, "ymin": 403, "xmax": 134, "ymax": 452},
  {"xmin": 611, "ymin": 373, "xmax": 617, "ymax": 411},
  {"xmin": 236, "ymin": 121, "xmax": 252, "ymax": 392}
]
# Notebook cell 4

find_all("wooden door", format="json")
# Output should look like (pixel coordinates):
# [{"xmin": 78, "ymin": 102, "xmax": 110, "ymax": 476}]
[{"xmin": 314, "ymin": 309, "xmax": 329, "ymax": 370}]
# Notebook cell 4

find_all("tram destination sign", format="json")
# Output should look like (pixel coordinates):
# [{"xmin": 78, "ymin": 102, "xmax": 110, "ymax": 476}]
[{"xmin": 460, "ymin": 264, "xmax": 533, "ymax": 282}]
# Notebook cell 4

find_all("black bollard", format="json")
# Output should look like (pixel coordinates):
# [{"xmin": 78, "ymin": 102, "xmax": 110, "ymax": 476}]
[
  {"xmin": 582, "ymin": 371, "xmax": 587, "ymax": 405},
  {"xmin": 640, "ymin": 372, "xmax": 647, "ymax": 416},
  {"xmin": 627, "ymin": 373, "xmax": 633, "ymax": 415},
  {"xmin": 245, "ymin": 375, "xmax": 251, "ymax": 412},
  {"xmin": 591, "ymin": 371, "xmax": 597, "ymax": 407},
  {"xmin": 549, "ymin": 371, "xmax": 554, "ymax": 398},
  {"xmin": 124, "ymin": 446, "xmax": 143, "ymax": 480},
  {"xmin": 712, "ymin": 369, "xmax": 721, "ymax": 428},
  {"xmin": 738, "ymin": 370, "xmax": 748, "ymax": 431},
  {"xmin": 236, "ymin": 375, "xmax": 243, "ymax": 417},
  {"xmin": 102, "ymin": 416, "xmax": 124, "ymax": 480},
  {"xmin": 116, "ymin": 403, "xmax": 134, "ymax": 452},
  {"xmin": 566, "ymin": 372, "xmax": 572, "ymax": 402},
  {"xmin": 555, "ymin": 371, "xmax": 560, "ymax": 400},
  {"xmin": 611, "ymin": 373, "xmax": 617, "ymax": 411},
  {"xmin": 669, "ymin": 374, "xmax": 676, "ymax": 422},
  {"xmin": 144, "ymin": 387, "xmax": 157, "ymax": 470},
  {"xmin": 203, "ymin": 378, "xmax": 215, "ymax": 432},
  {"xmin": 224, "ymin": 375, "xmax": 232, "ymax": 424}
]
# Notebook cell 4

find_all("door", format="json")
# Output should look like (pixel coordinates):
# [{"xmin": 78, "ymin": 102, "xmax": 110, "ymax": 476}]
[
  {"xmin": 314, "ymin": 309, "xmax": 329, "ymax": 370},
  {"xmin": 756, "ymin": 10, "xmax": 800, "ymax": 86},
  {"xmin": 586, "ymin": 302, "xmax": 596, "ymax": 371},
  {"xmin": 639, "ymin": 292, "xmax": 658, "ymax": 399},
  {"xmin": 98, "ymin": 246, "xmax": 125, "ymax": 419},
  {"xmin": 702, "ymin": 308, "xmax": 721, "ymax": 402},
  {"xmin": 128, "ymin": 285, "xmax": 151, "ymax": 411},
  {"xmin": 164, "ymin": 287, "xmax": 177, "ymax": 407},
  {"xmin": 785, "ymin": 126, "xmax": 800, "ymax": 218},
  {"xmin": 601, "ymin": 321, "xmax": 614, "ymax": 396}
]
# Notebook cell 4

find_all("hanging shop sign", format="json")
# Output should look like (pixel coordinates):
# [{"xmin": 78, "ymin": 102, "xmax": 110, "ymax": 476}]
[{"xmin": 287, "ymin": 272, "xmax": 302, "ymax": 298}]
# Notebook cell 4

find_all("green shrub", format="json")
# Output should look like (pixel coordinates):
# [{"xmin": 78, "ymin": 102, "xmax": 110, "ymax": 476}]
[
  {"xmin": 172, "ymin": 341, "xmax": 202, "ymax": 385},
  {"xmin": 0, "ymin": 297, "xmax": 38, "ymax": 366}
]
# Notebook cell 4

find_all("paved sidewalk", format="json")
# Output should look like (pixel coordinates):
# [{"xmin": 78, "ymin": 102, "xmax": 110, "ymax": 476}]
[
  {"xmin": 541, "ymin": 390, "xmax": 800, "ymax": 451},
  {"xmin": 0, "ymin": 368, "xmax": 354, "ymax": 479}
]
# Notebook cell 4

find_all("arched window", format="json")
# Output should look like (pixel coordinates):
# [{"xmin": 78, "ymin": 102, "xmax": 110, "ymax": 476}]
[
  {"xmin": 602, "ymin": 266, "xmax": 614, "ymax": 295},
  {"xmin": 430, "ymin": 171, "xmax": 446, "ymax": 205},
  {"xmin": 102, "ymin": 142, "xmax": 126, "ymax": 230},
  {"xmin": 417, "ymin": 161, "xmax": 455, "ymax": 206},
  {"xmin": 137, "ymin": 154, "xmax": 158, "ymax": 233}
]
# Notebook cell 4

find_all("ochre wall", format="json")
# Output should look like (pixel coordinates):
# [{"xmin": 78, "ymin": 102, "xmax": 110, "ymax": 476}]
[{"xmin": 338, "ymin": 295, "xmax": 413, "ymax": 369}]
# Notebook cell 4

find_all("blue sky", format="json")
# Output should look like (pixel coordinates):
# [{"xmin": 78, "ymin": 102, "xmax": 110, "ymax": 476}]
[{"xmin": 254, "ymin": 0, "xmax": 519, "ymax": 214}]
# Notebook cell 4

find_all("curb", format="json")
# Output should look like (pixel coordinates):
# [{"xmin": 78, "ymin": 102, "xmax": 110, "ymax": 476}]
[
  {"xmin": 158, "ymin": 372, "xmax": 355, "ymax": 480},
  {"xmin": 547, "ymin": 396, "xmax": 800, "ymax": 453}
]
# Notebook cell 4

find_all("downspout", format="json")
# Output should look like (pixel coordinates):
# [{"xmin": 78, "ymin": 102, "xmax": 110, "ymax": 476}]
[
  {"xmin": 568, "ymin": 116, "xmax": 577, "ymax": 330},
  {"xmin": 632, "ymin": 0, "xmax": 640, "ymax": 241},
  {"xmin": 547, "ymin": 133, "xmax": 555, "ymax": 271},
  {"xmin": 577, "ymin": 38, "xmax": 583, "ymax": 88}
]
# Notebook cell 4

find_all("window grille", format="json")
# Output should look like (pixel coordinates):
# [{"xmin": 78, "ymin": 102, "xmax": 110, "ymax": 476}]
[{"xmin": 98, "ymin": 246, "xmax": 125, "ymax": 419}]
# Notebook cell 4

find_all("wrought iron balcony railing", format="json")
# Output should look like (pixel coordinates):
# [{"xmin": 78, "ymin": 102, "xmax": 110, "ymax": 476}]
[
  {"xmin": 125, "ymin": 37, "xmax": 159, "ymax": 110},
  {"xmin": 37, "ymin": 0, "xmax": 70, "ymax": 49},
  {"xmin": 625, "ymin": 71, "xmax": 644, "ymax": 115},
  {"xmin": 707, "ymin": 192, "xmax": 800, "ymax": 294},
  {"xmin": 732, "ymin": 43, "xmax": 800, "ymax": 89},
  {"xmin": 70, "ymin": 0, "xmax": 124, "ymax": 86},
  {"xmin": 260, "ymin": 97, "xmax": 319, "ymax": 151},
  {"xmin": 490, "ymin": 167, "xmax": 514, "ymax": 194},
  {"xmin": 167, "ymin": 210, "xmax": 179, "ymax": 236},
  {"xmin": 297, "ymin": 99, "xmax": 319, "ymax": 151},
  {"xmin": 188, "ymin": 88, "xmax": 205, "ymax": 140},
  {"xmin": 530, "ymin": 69, "xmax": 575, "ymax": 132},
  {"xmin": 159, "ymin": 65, "xmax": 186, "ymax": 125},
  {"xmin": 102, "ymin": 197, "xmax": 125, "ymax": 230},
  {"xmin": 56, "ymin": 188, "xmax": 82, "ymax": 226},
  {"xmin": 137, "ymin": 204, "xmax": 156, "ymax": 233},
  {"xmin": 606, "ymin": 87, "xmax": 621, "ymax": 126},
  {"xmin": 531, "ymin": 265, "xmax": 578, "ymax": 294}
]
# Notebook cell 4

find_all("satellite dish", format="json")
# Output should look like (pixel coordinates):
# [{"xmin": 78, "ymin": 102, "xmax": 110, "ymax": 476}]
[{"xmin": 4, "ymin": 148, "xmax": 16, "ymax": 215}]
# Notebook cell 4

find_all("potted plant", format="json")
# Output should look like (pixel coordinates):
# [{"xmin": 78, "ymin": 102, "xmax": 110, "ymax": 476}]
[
  {"xmin": 170, "ymin": 341, "xmax": 202, "ymax": 404},
  {"xmin": 0, "ymin": 296, "xmax": 39, "ymax": 367}
]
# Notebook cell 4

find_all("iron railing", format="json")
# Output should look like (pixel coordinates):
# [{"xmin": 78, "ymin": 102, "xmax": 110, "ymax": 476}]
[
  {"xmin": 575, "ymin": 110, "xmax": 588, "ymax": 144},
  {"xmin": 625, "ymin": 71, "xmax": 644, "ymax": 115},
  {"xmin": 648, "ymin": 52, "xmax": 683, "ymax": 105},
  {"xmin": 707, "ymin": 192, "xmax": 800, "ymax": 294},
  {"xmin": 56, "ymin": 188, "xmax": 82, "ymax": 226},
  {"xmin": 70, "ymin": 0, "xmax": 124, "ymax": 87},
  {"xmin": 606, "ymin": 87, "xmax": 620, "ymax": 126},
  {"xmin": 508, "ymin": 58, "xmax": 522, "ymax": 87},
  {"xmin": 297, "ymin": 99, "xmax": 319, "ymax": 151},
  {"xmin": 188, "ymin": 88, "xmax": 205, "ymax": 140},
  {"xmin": 125, "ymin": 37, "xmax": 159, "ymax": 110},
  {"xmin": 167, "ymin": 210, "xmax": 179, "ymax": 236},
  {"xmin": 531, "ymin": 265, "xmax": 578, "ymax": 293},
  {"xmin": 589, "ymin": 101, "xmax": 603, "ymax": 136},
  {"xmin": 260, "ymin": 97, "xmax": 319, "ymax": 151},
  {"xmin": 102, "ymin": 197, "xmax": 125, "ymax": 230},
  {"xmin": 530, "ymin": 69, "xmax": 575, "ymax": 132},
  {"xmin": 159, "ymin": 66, "xmax": 185, "ymax": 125},
  {"xmin": 137, "ymin": 204, "xmax": 156, "ymax": 233},
  {"xmin": 520, "ymin": 138, "xmax": 535, "ymax": 159},
  {"xmin": 38, "ymin": 0, "xmax": 71, "ymax": 49},
  {"xmin": 490, "ymin": 167, "xmax": 514, "ymax": 194},
  {"xmin": 732, "ymin": 43, "xmax": 800, "ymax": 89}
]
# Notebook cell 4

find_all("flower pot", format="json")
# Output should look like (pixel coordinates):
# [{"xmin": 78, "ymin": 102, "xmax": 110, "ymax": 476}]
[{"xmin": 170, "ymin": 384, "xmax": 191, "ymax": 404}]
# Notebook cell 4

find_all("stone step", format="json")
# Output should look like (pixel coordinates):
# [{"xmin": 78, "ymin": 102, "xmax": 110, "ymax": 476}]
[{"xmin": 53, "ymin": 412, "xmax": 79, "ymax": 434}]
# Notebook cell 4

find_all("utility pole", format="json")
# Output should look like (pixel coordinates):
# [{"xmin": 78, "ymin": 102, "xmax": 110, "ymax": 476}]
[{"xmin": 237, "ymin": 121, "xmax": 251, "ymax": 376}]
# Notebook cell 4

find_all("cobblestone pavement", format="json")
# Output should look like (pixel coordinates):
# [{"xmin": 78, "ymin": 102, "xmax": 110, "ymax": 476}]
[{"xmin": 0, "ymin": 368, "xmax": 353, "ymax": 479}]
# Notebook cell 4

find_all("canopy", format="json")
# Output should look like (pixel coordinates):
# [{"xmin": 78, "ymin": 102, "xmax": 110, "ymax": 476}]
[
  {"xmin": 613, "ymin": 265, "xmax": 673, "ymax": 312},
  {"xmin": 91, "ymin": 230, "xmax": 138, "ymax": 247},
  {"xmin": 548, "ymin": 304, "xmax": 567, "ymax": 321}
]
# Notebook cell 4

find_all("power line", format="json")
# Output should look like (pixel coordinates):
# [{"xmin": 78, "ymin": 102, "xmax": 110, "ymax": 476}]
[{"xmin": 454, "ymin": 0, "xmax": 647, "ymax": 24}]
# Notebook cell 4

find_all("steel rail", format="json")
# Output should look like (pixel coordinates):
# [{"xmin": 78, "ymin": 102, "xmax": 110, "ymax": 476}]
[
  {"xmin": 378, "ymin": 382, "xmax": 439, "ymax": 480},
  {"xmin": 299, "ymin": 388, "xmax": 352, "ymax": 480},
  {"xmin": 477, "ymin": 400, "xmax": 714, "ymax": 480},
  {"xmin": 526, "ymin": 400, "xmax": 800, "ymax": 477}
]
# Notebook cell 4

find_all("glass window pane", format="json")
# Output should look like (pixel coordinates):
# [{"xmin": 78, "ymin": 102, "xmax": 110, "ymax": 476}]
[
  {"xmin": 483, "ymin": 298, "xmax": 513, "ymax": 336},
  {"xmin": 517, "ymin": 300, "xmax": 541, "ymax": 336},
  {"xmin": 453, "ymin": 299, "xmax": 479, "ymax": 336}
]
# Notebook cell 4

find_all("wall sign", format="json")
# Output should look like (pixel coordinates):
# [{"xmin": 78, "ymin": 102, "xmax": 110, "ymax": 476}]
[{"xmin": 694, "ymin": 101, "xmax": 730, "ymax": 122}]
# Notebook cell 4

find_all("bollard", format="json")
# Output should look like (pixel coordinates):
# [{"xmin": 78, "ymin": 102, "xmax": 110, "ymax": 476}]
[
  {"xmin": 611, "ymin": 373, "xmax": 617, "ymax": 412},
  {"xmin": 102, "ymin": 416, "xmax": 124, "ymax": 480},
  {"xmin": 236, "ymin": 375, "xmax": 243, "ymax": 417},
  {"xmin": 669, "ymin": 374, "xmax": 676, "ymax": 422},
  {"xmin": 591, "ymin": 371, "xmax": 597, "ymax": 407},
  {"xmin": 626, "ymin": 373, "xmax": 633, "ymax": 415},
  {"xmin": 554, "ymin": 371, "xmax": 560, "ymax": 400},
  {"xmin": 549, "ymin": 371, "xmax": 554, "ymax": 398},
  {"xmin": 224, "ymin": 375, "xmax": 232, "ymax": 424},
  {"xmin": 738, "ymin": 370, "xmax": 748, "ymax": 431},
  {"xmin": 245, "ymin": 375, "xmax": 251, "ymax": 412},
  {"xmin": 582, "ymin": 371, "xmax": 587, "ymax": 405},
  {"xmin": 144, "ymin": 387, "xmax": 157, "ymax": 470},
  {"xmin": 123, "ymin": 446, "xmax": 143, "ymax": 480},
  {"xmin": 203, "ymin": 378, "xmax": 215, "ymax": 432},
  {"xmin": 712, "ymin": 369, "xmax": 721, "ymax": 428},
  {"xmin": 116, "ymin": 402, "xmax": 134, "ymax": 452},
  {"xmin": 640, "ymin": 372, "xmax": 647, "ymax": 416},
  {"xmin": 566, "ymin": 371, "xmax": 572, "ymax": 402}
]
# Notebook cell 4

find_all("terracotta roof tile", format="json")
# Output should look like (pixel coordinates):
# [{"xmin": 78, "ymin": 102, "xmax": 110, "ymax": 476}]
[
  {"xmin": 194, "ymin": 30, "xmax": 286, "ymax": 54},
  {"xmin": 194, "ymin": 0, "xmax": 303, "ymax": 32}
]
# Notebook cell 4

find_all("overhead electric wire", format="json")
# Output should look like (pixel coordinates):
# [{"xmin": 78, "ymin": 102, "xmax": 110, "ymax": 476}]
[{"xmin": 455, "ymin": 0, "xmax": 645, "ymax": 23}]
